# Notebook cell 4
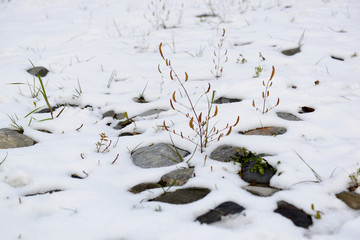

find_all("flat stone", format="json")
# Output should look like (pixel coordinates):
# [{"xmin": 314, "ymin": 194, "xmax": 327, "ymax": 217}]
[
  {"xmin": 242, "ymin": 185, "xmax": 280, "ymax": 197},
  {"xmin": 241, "ymin": 126, "xmax": 287, "ymax": 136},
  {"xmin": 0, "ymin": 128, "xmax": 35, "ymax": 149},
  {"xmin": 137, "ymin": 109, "xmax": 166, "ymax": 117},
  {"xmin": 150, "ymin": 187, "xmax": 210, "ymax": 204},
  {"xmin": 196, "ymin": 201, "xmax": 245, "ymax": 224},
  {"xmin": 274, "ymin": 201, "xmax": 313, "ymax": 228},
  {"xmin": 129, "ymin": 182, "xmax": 160, "ymax": 194},
  {"xmin": 213, "ymin": 97, "xmax": 242, "ymax": 104},
  {"xmin": 209, "ymin": 145, "xmax": 243, "ymax": 162},
  {"xmin": 159, "ymin": 168, "xmax": 194, "ymax": 186},
  {"xmin": 281, "ymin": 46, "xmax": 301, "ymax": 56},
  {"xmin": 336, "ymin": 191, "xmax": 360, "ymax": 210},
  {"xmin": 131, "ymin": 143, "xmax": 190, "ymax": 168},
  {"xmin": 26, "ymin": 66, "xmax": 49, "ymax": 77},
  {"xmin": 102, "ymin": 110, "xmax": 115, "ymax": 119},
  {"xmin": 241, "ymin": 161, "xmax": 276, "ymax": 185},
  {"xmin": 114, "ymin": 119, "xmax": 132, "ymax": 130},
  {"xmin": 276, "ymin": 112, "xmax": 302, "ymax": 121}
]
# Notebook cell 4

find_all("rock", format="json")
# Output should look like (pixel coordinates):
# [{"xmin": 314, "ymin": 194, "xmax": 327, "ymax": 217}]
[
  {"xmin": 196, "ymin": 201, "xmax": 245, "ymax": 224},
  {"xmin": 26, "ymin": 66, "xmax": 49, "ymax": 77},
  {"xmin": 118, "ymin": 132, "xmax": 140, "ymax": 137},
  {"xmin": 114, "ymin": 119, "xmax": 133, "ymax": 130},
  {"xmin": 299, "ymin": 106, "xmax": 315, "ymax": 114},
  {"xmin": 0, "ymin": 128, "xmax": 35, "ymax": 149},
  {"xmin": 274, "ymin": 201, "xmax": 313, "ymax": 228},
  {"xmin": 242, "ymin": 185, "xmax": 280, "ymax": 197},
  {"xmin": 336, "ymin": 191, "xmax": 360, "ymax": 210},
  {"xmin": 241, "ymin": 126, "xmax": 287, "ymax": 136},
  {"xmin": 331, "ymin": 55, "xmax": 344, "ymax": 61},
  {"xmin": 102, "ymin": 110, "xmax": 116, "ymax": 119},
  {"xmin": 213, "ymin": 97, "xmax": 242, "ymax": 104},
  {"xmin": 159, "ymin": 168, "xmax": 194, "ymax": 186},
  {"xmin": 131, "ymin": 143, "xmax": 190, "ymax": 168},
  {"xmin": 137, "ymin": 109, "xmax": 166, "ymax": 117},
  {"xmin": 36, "ymin": 106, "xmax": 59, "ymax": 113},
  {"xmin": 150, "ymin": 187, "xmax": 210, "ymax": 204},
  {"xmin": 209, "ymin": 145, "xmax": 242, "ymax": 162},
  {"xmin": 129, "ymin": 182, "xmax": 160, "ymax": 194},
  {"xmin": 281, "ymin": 46, "xmax": 301, "ymax": 56},
  {"xmin": 241, "ymin": 160, "xmax": 276, "ymax": 185},
  {"xmin": 276, "ymin": 112, "xmax": 302, "ymax": 121}
]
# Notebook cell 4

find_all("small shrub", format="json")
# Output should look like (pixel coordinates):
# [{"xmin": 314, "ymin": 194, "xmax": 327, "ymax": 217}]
[
  {"xmin": 96, "ymin": 133, "xmax": 111, "ymax": 153},
  {"xmin": 159, "ymin": 43, "xmax": 239, "ymax": 153},
  {"xmin": 232, "ymin": 148, "xmax": 275, "ymax": 175},
  {"xmin": 252, "ymin": 66, "xmax": 280, "ymax": 114},
  {"xmin": 211, "ymin": 28, "xmax": 228, "ymax": 79}
]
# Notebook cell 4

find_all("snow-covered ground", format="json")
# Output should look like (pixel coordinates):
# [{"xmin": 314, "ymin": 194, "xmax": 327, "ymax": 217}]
[{"xmin": 1, "ymin": 0, "xmax": 360, "ymax": 239}]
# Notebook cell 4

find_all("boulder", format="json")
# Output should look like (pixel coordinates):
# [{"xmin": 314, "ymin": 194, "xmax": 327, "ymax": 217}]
[
  {"xmin": 0, "ymin": 128, "xmax": 35, "ymax": 149},
  {"xmin": 274, "ymin": 201, "xmax": 313, "ymax": 228},
  {"xmin": 196, "ymin": 201, "xmax": 245, "ymax": 224}
]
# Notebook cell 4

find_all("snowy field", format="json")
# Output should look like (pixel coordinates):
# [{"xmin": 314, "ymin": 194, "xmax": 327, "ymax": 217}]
[{"xmin": 1, "ymin": 0, "xmax": 360, "ymax": 239}]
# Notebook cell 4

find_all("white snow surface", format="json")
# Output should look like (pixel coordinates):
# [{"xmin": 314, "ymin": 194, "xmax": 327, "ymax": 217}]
[{"xmin": 1, "ymin": 0, "xmax": 360, "ymax": 239}]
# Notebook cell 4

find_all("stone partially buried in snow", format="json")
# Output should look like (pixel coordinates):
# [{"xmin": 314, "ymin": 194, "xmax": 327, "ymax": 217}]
[
  {"xmin": 159, "ymin": 168, "xmax": 194, "ymax": 186},
  {"xmin": 209, "ymin": 145, "xmax": 243, "ymax": 162},
  {"xmin": 274, "ymin": 201, "xmax": 313, "ymax": 228},
  {"xmin": 150, "ymin": 187, "xmax": 210, "ymax": 204},
  {"xmin": 196, "ymin": 201, "xmax": 245, "ymax": 224},
  {"xmin": 241, "ymin": 126, "xmax": 287, "ymax": 136},
  {"xmin": 336, "ymin": 191, "xmax": 360, "ymax": 210},
  {"xmin": 242, "ymin": 185, "xmax": 280, "ymax": 197},
  {"xmin": 26, "ymin": 66, "xmax": 49, "ymax": 77},
  {"xmin": 0, "ymin": 128, "xmax": 35, "ymax": 149},
  {"xmin": 241, "ymin": 161, "xmax": 276, "ymax": 185},
  {"xmin": 131, "ymin": 143, "xmax": 190, "ymax": 168},
  {"xmin": 276, "ymin": 112, "xmax": 302, "ymax": 121},
  {"xmin": 213, "ymin": 97, "xmax": 242, "ymax": 104}
]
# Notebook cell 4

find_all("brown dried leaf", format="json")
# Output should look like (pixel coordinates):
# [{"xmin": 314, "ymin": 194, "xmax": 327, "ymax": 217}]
[
  {"xmin": 159, "ymin": 42, "xmax": 164, "ymax": 59},
  {"xmin": 189, "ymin": 117, "xmax": 194, "ymax": 129},
  {"xmin": 163, "ymin": 121, "xmax": 168, "ymax": 131},
  {"xmin": 270, "ymin": 82, "xmax": 273, "ymax": 87},
  {"xmin": 198, "ymin": 113, "xmax": 202, "ymax": 123},
  {"xmin": 262, "ymin": 81, "xmax": 265, "ymax": 86},
  {"xmin": 205, "ymin": 83, "xmax": 211, "ymax": 93},
  {"xmin": 252, "ymin": 99, "xmax": 255, "ymax": 107},
  {"xmin": 185, "ymin": 72, "xmax": 189, "ymax": 82},
  {"xmin": 213, "ymin": 105, "xmax": 218, "ymax": 117},
  {"xmin": 276, "ymin": 98, "xmax": 280, "ymax": 106},
  {"xmin": 170, "ymin": 99, "xmax": 175, "ymax": 110},
  {"xmin": 222, "ymin": 28, "xmax": 226, "ymax": 37},
  {"xmin": 262, "ymin": 92, "xmax": 265, "ymax": 98},
  {"xmin": 233, "ymin": 116, "xmax": 240, "ymax": 126},
  {"xmin": 157, "ymin": 64, "xmax": 162, "ymax": 74},
  {"xmin": 170, "ymin": 70, "xmax": 174, "ymax": 80},
  {"xmin": 270, "ymin": 66, "xmax": 275, "ymax": 80},
  {"xmin": 226, "ymin": 126, "xmax": 232, "ymax": 136},
  {"xmin": 267, "ymin": 91, "xmax": 269, "ymax": 97}
]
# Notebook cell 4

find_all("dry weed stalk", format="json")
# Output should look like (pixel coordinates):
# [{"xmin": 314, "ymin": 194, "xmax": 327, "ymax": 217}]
[
  {"xmin": 252, "ymin": 66, "xmax": 280, "ymax": 114},
  {"xmin": 211, "ymin": 28, "xmax": 228, "ymax": 79},
  {"xmin": 159, "ymin": 43, "xmax": 239, "ymax": 153},
  {"xmin": 145, "ymin": 0, "xmax": 170, "ymax": 29}
]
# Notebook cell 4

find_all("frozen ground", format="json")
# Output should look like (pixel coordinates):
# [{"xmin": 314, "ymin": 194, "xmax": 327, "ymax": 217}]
[{"xmin": 0, "ymin": 0, "xmax": 360, "ymax": 239}]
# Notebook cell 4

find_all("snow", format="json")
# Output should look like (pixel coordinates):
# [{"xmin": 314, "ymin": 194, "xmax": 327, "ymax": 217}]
[{"xmin": 1, "ymin": 0, "xmax": 360, "ymax": 239}]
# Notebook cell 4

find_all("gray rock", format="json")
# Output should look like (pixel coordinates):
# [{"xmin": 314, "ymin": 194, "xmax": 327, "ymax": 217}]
[
  {"xmin": 137, "ymin": 109, "xmax": 166, "ymax": 117},
  {"xmin": 276, "ymin": 112, "xmax": 302, "ymax": 121},
  {"xmin": 210, "ymin": 145, "xmax": 242, "ymax": 162},
  {"xmin": 114, "ymin": 119, "xmax": 132, "ymax": 130},
  {"xmin": 241, "ymin": 126, "xmax": 287, "ymax": 136},
  {"xmin": 26, "ymin": 66, "xmax": 49, "ymax": 77},
  {"xmin": 241, "ymin": 161, "xmax": 276, "ymax": 185},
  {"xmin": 0, "ymin": 128, "xmax": 35, "ymax": 149},
  {"xmin": 213, "ymin": 97, "xmax": 242, "ymax": 104},
  {"xmin": 129, "ymin": 182, "xmax": 160, "ymax": 194},
  {"xmin": 102, "ymin": 110, "xmax": 116, "ymax": 119},
  {"xmin": 196, "ymin": 201, "xmax": 245, "ymax": 224},
  {"xmin": 159, "ymin": 168, "xmax": 194, "ymax": 186},
  {"xmin": 274, "ymin": 201, "xmax": 313, "ymax": 228},
  {"xmin": 242, "ymin": 185, "xmax": 280, "ymax": 197},
  {"xmin": 131, "ymin": 143, "xmax": 190, "ymax": 168},
  {"xmin": 281, "ymin": 46, "xmax": 301, "ymax": 56},
  {"xmin": 150, "ymin": 187, "xmax": 210, "ymax": 204},
  {"xmin": 336, "ymin": 191, "xmax": 360, "ymax": 210}
]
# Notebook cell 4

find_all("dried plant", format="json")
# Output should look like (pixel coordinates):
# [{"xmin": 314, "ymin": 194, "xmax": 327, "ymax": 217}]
[
  {"xmin": 159, "ymin": 42, "xmax": 239, "ymax": 153},
  {"xmin": 211, "ymin": 28, "xmax": 228, "ymax": 79},
  {"xmin": 252, "ymin": 66, "xmax": 280, "ymax": 114},
  {"xmin": 144, "ymin": 0, "xmax": 170, "ymax": 30}
]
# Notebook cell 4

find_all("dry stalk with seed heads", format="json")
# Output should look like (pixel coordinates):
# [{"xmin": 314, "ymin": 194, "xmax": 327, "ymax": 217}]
[
  {"xmin": 252, "ymin": 66, "xmax": 280, "ymax": 114},
  {"xmin": 159, "ymin": 42, "xmax": 239, "ymax": 153},
  {"xmin": 145, "ymin": 0, "xmax": 170, "ymax": 30},
  {"xmin": 211, "ymin": 28, "xmax": 228, "ymax": 79}
]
